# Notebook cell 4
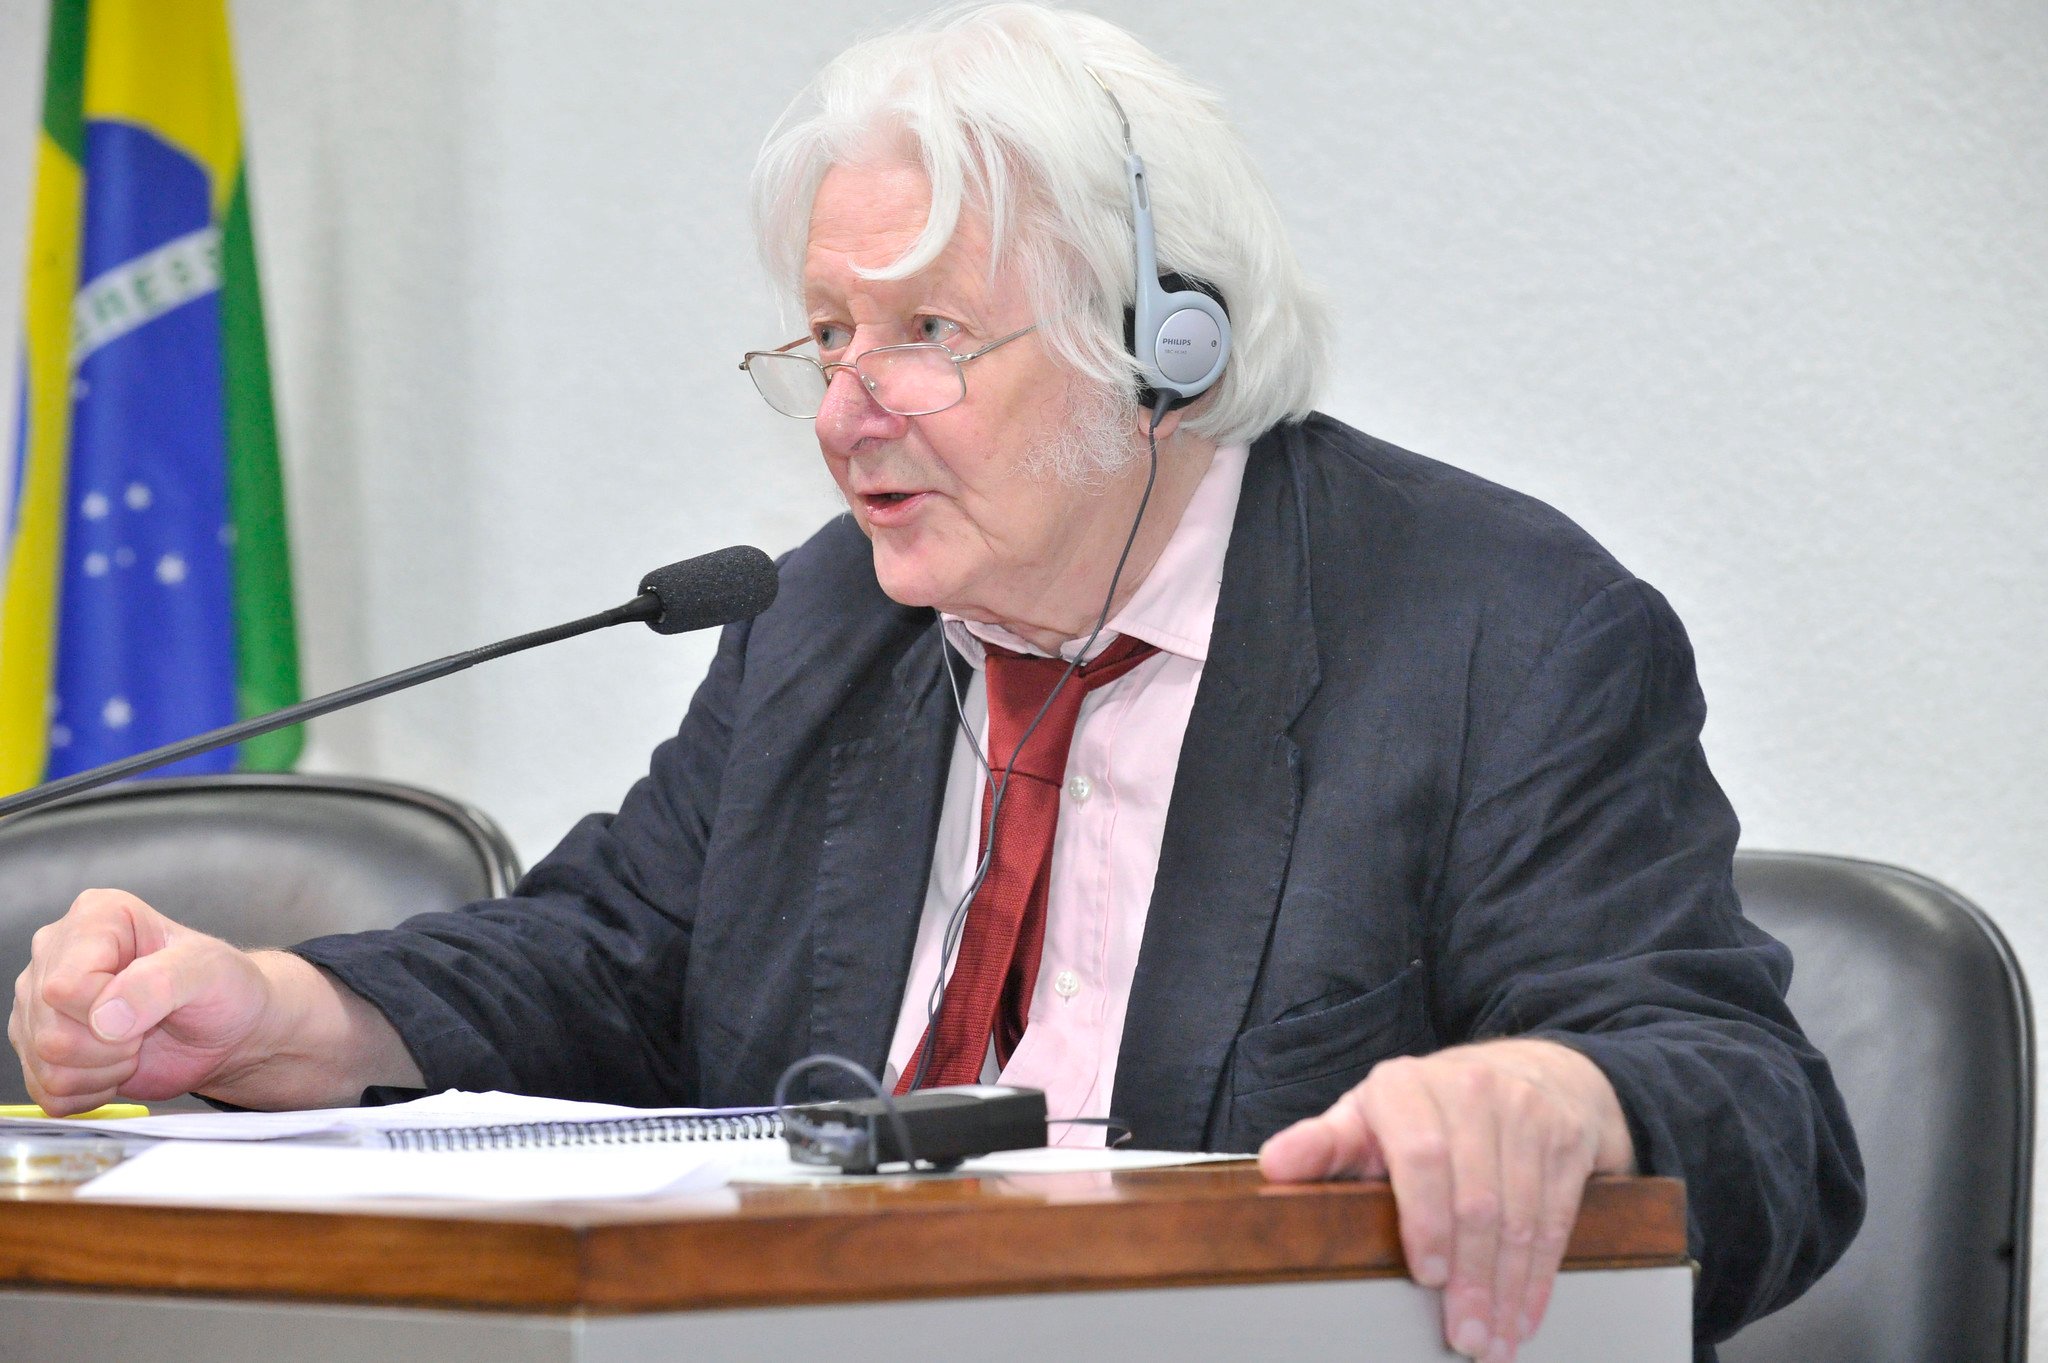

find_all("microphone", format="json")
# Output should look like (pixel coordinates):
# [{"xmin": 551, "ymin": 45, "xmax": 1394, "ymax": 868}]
[
  {"xmin": 0, "ymin": 545, "xmax": 778, "ymax": 822},
  {"xmin": 632, "ymin": 546, "xmax": 779, "ymax": 635}
]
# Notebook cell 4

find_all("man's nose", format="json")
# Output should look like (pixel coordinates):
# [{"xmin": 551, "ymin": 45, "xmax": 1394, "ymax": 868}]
[{"xmin": 816, "ymin": 362, "xmax": 907, "ymax": 450}]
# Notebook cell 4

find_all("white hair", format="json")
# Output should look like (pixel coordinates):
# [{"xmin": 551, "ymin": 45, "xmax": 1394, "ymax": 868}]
[{"xmin": 751, "ymin": 3, "xmax": 1329, "ymax": 447}]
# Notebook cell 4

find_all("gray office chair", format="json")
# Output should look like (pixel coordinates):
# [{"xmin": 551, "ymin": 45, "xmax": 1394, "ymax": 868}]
[
  {"xmin": 1719, "ymin": 851, "xmax": 2032, "ymax": 1363},
  {"xmin": 0, "ymin": 773, "xmax": 523, "ymax": 1107}
]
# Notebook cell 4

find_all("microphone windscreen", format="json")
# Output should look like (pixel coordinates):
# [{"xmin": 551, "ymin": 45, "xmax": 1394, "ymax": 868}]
[{"xmin": 638, "ymin": 546, "xmax": 779, "ymax": 635}]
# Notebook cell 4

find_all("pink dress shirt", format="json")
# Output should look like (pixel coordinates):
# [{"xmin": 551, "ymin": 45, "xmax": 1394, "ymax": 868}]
[{"xmin": 884, "ymin": 443, "xmax": 1250, "ymax": 1143}]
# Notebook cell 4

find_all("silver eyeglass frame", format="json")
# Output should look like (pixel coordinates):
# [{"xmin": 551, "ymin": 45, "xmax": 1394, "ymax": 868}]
[{"xmin": 738, "ymin": 323, "xmax": 1039, "ymax": 418}]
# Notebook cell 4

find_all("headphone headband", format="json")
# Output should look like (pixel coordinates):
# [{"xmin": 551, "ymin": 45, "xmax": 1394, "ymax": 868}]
[{"xmin": 1089, "ymin": 70, "xmax": 1232, "ymax": 412}]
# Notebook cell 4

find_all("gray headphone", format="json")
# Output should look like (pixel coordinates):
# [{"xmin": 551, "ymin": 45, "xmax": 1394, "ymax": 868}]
[{"xmin": 1091, "ymin": 71, "xmax": 1233, "ymax": 413}]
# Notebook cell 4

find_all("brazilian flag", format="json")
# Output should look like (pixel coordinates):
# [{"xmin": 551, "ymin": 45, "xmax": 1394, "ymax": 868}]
[{"xmin": 0, "ymin": 0, "xmax": 299, "ymax": 795}]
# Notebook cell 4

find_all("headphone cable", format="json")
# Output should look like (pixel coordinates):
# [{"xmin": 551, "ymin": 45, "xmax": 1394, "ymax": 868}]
[{"xmin": 907, "ymin": 395, "xmax": 1171, "ymax": 1094}]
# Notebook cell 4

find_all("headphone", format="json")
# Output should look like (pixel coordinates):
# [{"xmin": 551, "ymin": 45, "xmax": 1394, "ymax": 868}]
[{"xmin": 1090, "ymin": 70, "xmax": 1233, "ymax": 414}]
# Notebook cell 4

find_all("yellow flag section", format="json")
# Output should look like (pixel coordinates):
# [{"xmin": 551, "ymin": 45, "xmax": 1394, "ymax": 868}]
[
  {"xmin": 0, "ymin": 1, "xmax": 86, "ymax": 793},
  {"xmin": 82, "ymin": 0, "xmax": 242, "ymax": 219},
  {"xmin": 0, "ymin": 0, "xmax": 264, "ymax": 789}
]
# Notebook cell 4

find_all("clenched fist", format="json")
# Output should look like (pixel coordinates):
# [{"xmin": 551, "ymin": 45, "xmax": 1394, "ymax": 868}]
[{"xmin": 9, "ymin": 888, "xmax": 420, "ymax": 1113}]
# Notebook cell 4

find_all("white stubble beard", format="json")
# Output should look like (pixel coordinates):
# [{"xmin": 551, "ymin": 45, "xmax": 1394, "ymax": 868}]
[{"xmin": 1019, "ymin": 378, "xmax": 1144, "ymax": 490}]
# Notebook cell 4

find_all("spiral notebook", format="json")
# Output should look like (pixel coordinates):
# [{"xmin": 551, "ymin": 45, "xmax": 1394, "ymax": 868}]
[
  {"xmin": 375, "ymin": 1108, "xmax": 783, "ymax": 1151},
  {"xmin": 61, "ymin": 1091, "xmax": 798, "ymax": 1203},
  {"xmin": 0, "ymin": 1089, "xmax": 781, "ymax": 1147}
]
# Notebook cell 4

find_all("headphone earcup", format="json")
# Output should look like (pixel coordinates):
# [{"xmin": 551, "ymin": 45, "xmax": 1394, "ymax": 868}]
[{"xmin": 1125, "ymin": 273, "xmax": 1231, "ymax": 412}]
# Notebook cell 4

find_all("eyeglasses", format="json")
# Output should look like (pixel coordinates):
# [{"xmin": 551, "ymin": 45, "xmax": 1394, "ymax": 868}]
[{"xmin": 739, "ymin": 323, "xmax": 1038, "ymax": 419}]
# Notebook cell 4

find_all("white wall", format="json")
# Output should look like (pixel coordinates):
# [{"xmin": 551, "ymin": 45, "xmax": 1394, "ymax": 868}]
[{"xmin": 2, "ymin": 0, "xmax": 2044, "ymax": 1312}]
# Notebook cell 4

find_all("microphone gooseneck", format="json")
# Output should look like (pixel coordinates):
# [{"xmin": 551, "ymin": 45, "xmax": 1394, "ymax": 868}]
[{"xmin": 0, "ymin": 547, "xmax": 780, "ymax": 822}]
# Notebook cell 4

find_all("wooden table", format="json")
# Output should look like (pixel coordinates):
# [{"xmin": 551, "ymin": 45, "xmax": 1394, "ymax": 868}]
[{"xmin": 0, "ymin": 1166, "xmax": 1692, "ymax": 1362}]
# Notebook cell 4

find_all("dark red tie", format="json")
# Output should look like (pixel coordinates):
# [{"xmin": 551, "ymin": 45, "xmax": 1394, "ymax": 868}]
[{"xmin": 897, "ymin": 633, "xmax": 1161, "ymax": 1092}]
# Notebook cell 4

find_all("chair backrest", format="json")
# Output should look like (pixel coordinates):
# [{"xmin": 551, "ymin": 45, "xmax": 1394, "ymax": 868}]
[
  {"xmin": 1718, "ymin": 851, "xmax": 2032, "ymax": 1363},
  {"xmin": 0, "ymin": 773, "xmax": 522, "ymax": 1106}
]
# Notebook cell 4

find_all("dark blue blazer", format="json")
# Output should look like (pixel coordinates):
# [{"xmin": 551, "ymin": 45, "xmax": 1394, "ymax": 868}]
[{"xmin": 302, "ymin": 413, "xmax": 1861, "ymax": 1345}]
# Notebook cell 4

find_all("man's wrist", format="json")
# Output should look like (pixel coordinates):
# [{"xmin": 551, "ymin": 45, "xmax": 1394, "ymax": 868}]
[
  {"xmin": 190, "ymin": 950, "xmax": 320, "ymax": 1106},
  {"xmin": 200, "ymin": 951, "xmax": 421, "ymax": 1109},
  {"xmin": 244, "ymin": 950, "xmax": 324, "ymax": 1066}
]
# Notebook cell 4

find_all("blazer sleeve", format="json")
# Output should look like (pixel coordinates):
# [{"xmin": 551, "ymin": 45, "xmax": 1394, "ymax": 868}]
[
  {"xmin": 1428, "ymin": 574, "xmax": 1865, "ymax": 1344},
  {"xmin": 290, "ymin": 614, "xmax": 753, "ymax": 1106}
]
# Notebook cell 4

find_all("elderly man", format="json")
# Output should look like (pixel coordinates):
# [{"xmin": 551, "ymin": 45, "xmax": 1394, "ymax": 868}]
[{"xmin": 9, "ymin": 7, "xmax": 1859, "ymax": 1362}]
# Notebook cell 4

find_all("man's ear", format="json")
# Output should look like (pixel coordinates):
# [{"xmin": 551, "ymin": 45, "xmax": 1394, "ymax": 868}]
[
  {"xmin": 1141, "ymin": 406, "xmax": 1182, "ymax": 443},
  {"xmin": 1134, "ymin": 392, "xmax": 1205, "ymax": 444}
]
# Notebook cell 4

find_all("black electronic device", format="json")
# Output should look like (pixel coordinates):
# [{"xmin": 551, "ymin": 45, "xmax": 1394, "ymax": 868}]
[{"xmin": 783, "ymin": 1084, "xmax": 1048, "ymax": 1174}]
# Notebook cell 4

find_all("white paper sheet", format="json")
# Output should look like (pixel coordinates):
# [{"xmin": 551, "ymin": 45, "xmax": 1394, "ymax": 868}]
[
  {"xmin": 964, "ymin": 1147, "xmax": 1252, "ymax": 1174},
  {"xmin": 78, "ymin": 1138, "xmax": 1245, "ymax": 1203},
  {"xmin": 76, "ymin": 1136, "xmax": 793, "ymax": 1204},
  {"xmin": 731, "ymin": 1146, "xmax": 1253, "ymax": 1185},
  {"xmin": 32, "ymin": 1089, "xmax": 1249, "ymax": 1204}
]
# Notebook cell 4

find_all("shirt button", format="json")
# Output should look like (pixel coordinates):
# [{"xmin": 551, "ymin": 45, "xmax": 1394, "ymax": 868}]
[
  {"xmin": 1053, "ymin": 970, "xmax": 1081, "ymax": 999},
  {"xmin": 1066, "ymin": 774, "xmax": 1093, "ymax": 803}
]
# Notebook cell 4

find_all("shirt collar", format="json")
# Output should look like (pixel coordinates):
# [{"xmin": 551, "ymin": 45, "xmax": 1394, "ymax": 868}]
[{"xmin": 941, "ymin": 442, "xmax": 1250, "ymax": 668}]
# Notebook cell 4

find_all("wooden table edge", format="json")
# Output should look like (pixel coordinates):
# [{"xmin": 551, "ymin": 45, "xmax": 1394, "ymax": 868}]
[{"xmin": 0, "ymin": 1169, "xmax": 1687, "ymax": 1314}]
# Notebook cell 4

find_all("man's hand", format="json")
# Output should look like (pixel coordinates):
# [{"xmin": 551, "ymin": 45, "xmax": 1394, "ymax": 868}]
[
  {"xmin": 9, "ymin": 888, "xmax": 421, "ymax": 1113},
  {"xmin": 10, "ymin": 889, "xmax": 281, "ymax": 1113},
  {"xmin": 1258, "ymin": 1039, "xmax": 1635, "ymax": 1363}
]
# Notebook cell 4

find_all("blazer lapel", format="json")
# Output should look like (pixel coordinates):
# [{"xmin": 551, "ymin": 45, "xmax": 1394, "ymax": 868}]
[
  {"xmin": 805, "ymin": 620, "xmax": 958, "ymax": 1098},
  {"xmin": 1114, "ymin": 432, "xmax": 1321, "ymax": 1149}
]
